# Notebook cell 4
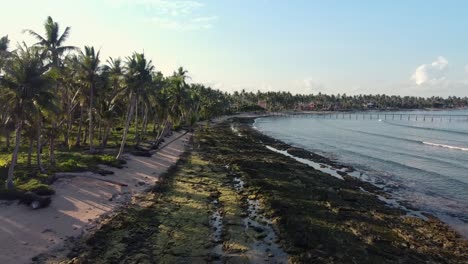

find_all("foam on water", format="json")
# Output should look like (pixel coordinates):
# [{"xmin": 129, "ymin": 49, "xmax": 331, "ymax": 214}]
[
  {"xmin": 423, "ymin": 141, "xmax": 468, "ymax": 151},
  {"xmin": 254, "ymin": 109, "xmax": 468, "ymax": 238}
]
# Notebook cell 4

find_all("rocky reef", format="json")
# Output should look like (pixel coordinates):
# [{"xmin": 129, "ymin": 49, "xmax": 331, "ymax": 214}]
[{"xmin": 50, "ymin": 118, "xmax": 467, "ymax": 264}]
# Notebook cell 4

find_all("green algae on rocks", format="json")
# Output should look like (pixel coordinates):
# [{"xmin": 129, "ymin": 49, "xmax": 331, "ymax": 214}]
[{"xmin": 56, "ymin": 119, "xmax": 467, "ymax": 264}]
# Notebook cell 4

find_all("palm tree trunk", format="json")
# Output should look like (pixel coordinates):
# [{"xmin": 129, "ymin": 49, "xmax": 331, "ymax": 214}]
[
  {"xmin": 101, "ymin": 125, "xmax": 111, "ymax": 148},
  {"xmin": 49, "ymin": 134, "xmax": 56, "ymax": 167},
  {"xmin": 98, "ymin": 120, "xmax": 102, "ymax": 142},
  {"xmin": 37, "ymin": 119, "xmax": 45, "ymax": 173},
  {"xmin": 6, "ymin": 130, "xmax": 10, "ymax": 150},
  {"xmin": 155, "ymin": 119, "xmax": 169, "ymax": 144},
  {"xmin": 142, "ymin": 105, "xmax": 148, "ymax": 138},
  {"xmin": 65, "ymin": 113, "xmax": 73, "ymax": 149},
  {"xmin": 134, "ymin": 98, "xmax": 139, "ymax": 145},
  {"xmin": 136, "ymin": 104, "xmax": 147, "ymax": 147},
  {"xmin": 64, "ymin": 118, "xmax": 69, "ymax": 147},
  {"xmin": 6, "ymin": 120, "xmax": 22, "ymax": 190},
  {"xmin": 75, "ymin": 104, "xmax": 84, "ymax": 147},
  {"xmin": 27, "ymin": 136, "xmax": 33, "ymax": 167},
  {"xmin": 89, "ymin": 83, "xmax": 94, "ymax": 153},
  {"xmin": 83, "ymin": 126, "xmax": 88, "ymax": 145},
  {"xmin": 63, "ymin": 87, "xmax": 69, "ymax": 148},
  {"xmin": 116, "ymin": 92, "xmax": 136, "ymax": 160}
]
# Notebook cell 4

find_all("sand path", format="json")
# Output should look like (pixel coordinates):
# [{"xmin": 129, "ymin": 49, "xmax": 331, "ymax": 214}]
[{"xmin": 0, "ymin": 131, "xmax": 192, "ymax": 264}]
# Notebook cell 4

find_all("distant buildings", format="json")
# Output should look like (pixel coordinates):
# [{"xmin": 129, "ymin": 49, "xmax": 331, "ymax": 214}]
[
  {"xmin": 364, "ymin": 102, "xmax": 376, "ymax": 109},
  {"xmin": 257, "ymin": 100, "xmax": 267, "ymax": 109},
  {"xmin": 295, "ymin": 102, "xmax": 316, "ymax": 111}
]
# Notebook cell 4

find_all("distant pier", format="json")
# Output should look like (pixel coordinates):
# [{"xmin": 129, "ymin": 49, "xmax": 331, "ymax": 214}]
[{"xmin": 267, "ymin": 112, "xmax": 468, "ymax": 122}]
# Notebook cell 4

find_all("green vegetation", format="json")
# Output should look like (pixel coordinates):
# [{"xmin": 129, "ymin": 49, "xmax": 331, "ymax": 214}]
[
  {"xmin": 63, "ymin": 150, "xmax": 218, "ymax": 263},
  {"xmin": 52, "ymin": 120, "xmax": 467, "ymax": 264},
  {"xmin": 230, "ymin": 90, "xmax": 468, "ymax": 111},
  {"xmin": 0, "ymin": 16, "xmax": 231, "ymax": 192},
  {"xmin": 1, "ymin": 16, "xmax": 466, "ymax": 195}
]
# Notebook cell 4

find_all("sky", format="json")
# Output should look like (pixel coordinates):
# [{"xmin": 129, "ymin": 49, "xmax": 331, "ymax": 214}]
[{"xmin": 1, "ymin": 0, "xmax": 468, "ymax": 97}]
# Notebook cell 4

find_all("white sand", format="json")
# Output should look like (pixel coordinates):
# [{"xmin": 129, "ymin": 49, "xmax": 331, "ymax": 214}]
[{"xmin": 0, "ymin": 131, "xmax": 192, "ymax": 264}]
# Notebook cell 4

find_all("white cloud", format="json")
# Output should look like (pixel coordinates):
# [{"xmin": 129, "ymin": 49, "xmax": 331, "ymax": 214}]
[
  {"xmin": 411, "ymin": 56, "xmax": 449, "ymax": 85},
  {"xmin": 108, "ymin": 0, "xmax": 216, "ymax": 30},
  {"xmin": 147, "ymin": 16, "xmax": 216, "ymax": 30},
  {"xmin": 192, "ymin": 16, "xmax": 218, "ymax": 23},
  {"xmin": 465, "ymin": 65, "xmax": 468, "ymax": 74},
  {"xmin": 108, "ymin": 0, "xmax": 203, "ymax": 15},
  {"xmin": 290, "ymin": 77, "xmax": 324, "ymax": 94}
]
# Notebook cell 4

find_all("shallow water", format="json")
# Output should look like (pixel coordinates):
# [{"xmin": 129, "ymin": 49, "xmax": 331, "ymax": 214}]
[{"xmin": 254, "ymin": 109, "xmax": 468, "ymax": 237}]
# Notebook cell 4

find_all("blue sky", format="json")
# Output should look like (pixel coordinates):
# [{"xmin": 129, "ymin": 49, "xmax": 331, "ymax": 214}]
[{"xmin": 1, "ymin": 0, "xmax": 468, "ymax": 96}]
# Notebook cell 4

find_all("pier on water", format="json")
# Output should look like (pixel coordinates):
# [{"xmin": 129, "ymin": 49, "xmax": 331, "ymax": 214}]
[{"xmin": 267, "ymin": 112, "xmax": 468, "ymax": 122}]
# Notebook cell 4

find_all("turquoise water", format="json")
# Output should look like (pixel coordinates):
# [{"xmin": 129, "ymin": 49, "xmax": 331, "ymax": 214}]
[{"xmin": 254, "ymin": 110, "xmax": 468, "ymax": 236}]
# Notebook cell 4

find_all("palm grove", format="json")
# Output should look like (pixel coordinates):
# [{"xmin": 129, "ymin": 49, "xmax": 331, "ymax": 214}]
[
  {"xmin": 2, "ymin": 17, "xmax": 467, "ymax": 193},
  {"xmin": 0, "ymin": 17, "xmax": 230, "ymax": 190}
]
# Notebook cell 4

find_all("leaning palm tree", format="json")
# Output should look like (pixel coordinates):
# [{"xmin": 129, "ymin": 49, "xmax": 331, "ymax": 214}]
[
  {"xmin": 77, "ymin": 46, "xmax": 101, "ymax": 152},
  {"xmin": 116, "ymin": 53, "xmax": 154, "ymax": 160},
  {"xmin": 1, "ymin": 43, "xmax": 51, "ymax": 189}
]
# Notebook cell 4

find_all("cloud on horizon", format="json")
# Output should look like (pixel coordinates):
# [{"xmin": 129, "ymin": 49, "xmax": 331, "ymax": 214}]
[{"xmin": 411, "ymin": 56, "xmax": 449, "ymax": 85}]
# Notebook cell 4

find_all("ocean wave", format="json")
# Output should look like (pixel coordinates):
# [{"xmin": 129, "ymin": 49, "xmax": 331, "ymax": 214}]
[
  {"xmin": 383, "ymin": 120, "xmax": 468, "ymax": 136},
  {"xmin": 423, "ymin": 142, "xmax": 468, "ymax": 151},
  {"xmin": 318, "ymin": 120, "xmax": 468, "ymax": 152}
]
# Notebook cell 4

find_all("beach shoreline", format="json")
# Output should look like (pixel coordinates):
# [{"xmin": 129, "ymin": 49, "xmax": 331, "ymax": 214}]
[
  {"xmin": 250, "ymin": 114, "xmax": 468, "ymax": 239},
  {"xmin": 0, "ymin": 131, "xmax": 192, "ymax": 264},
  {"xmin": 45, "ymin": 117, "xmax": 467, "ymax": 263}
]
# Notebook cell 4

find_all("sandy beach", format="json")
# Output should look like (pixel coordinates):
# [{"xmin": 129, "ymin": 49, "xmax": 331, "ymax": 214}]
[{"xmin": 0, "ymin": 131, "xmax": 192, "ymax": 264}]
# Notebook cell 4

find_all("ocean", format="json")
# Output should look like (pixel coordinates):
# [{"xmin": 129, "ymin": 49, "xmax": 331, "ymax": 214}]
[{"xmin": 254, "ymin": 109, "xmax": 468, "ymax": 237}]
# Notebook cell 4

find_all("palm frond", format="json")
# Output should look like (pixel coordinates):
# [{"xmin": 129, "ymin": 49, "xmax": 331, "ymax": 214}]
[
  {"xmin": 57, "ymin": 26, "xmax": 71, "ymax": 46},
  {"xmin": 22, "ymin": 29, "xmax": 47, "ymax": 45}
]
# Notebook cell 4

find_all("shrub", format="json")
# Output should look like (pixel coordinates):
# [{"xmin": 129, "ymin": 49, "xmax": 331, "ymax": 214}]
[
  {"xmin": 57, "ymin": 159, "xmax": 79, "ymax": 171},
  {"xmin": 16, "ymin": 178, "xmax": 55, "ymax": 196}
]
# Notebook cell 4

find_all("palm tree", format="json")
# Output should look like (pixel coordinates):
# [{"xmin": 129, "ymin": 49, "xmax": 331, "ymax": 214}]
[
  {"xmin": 0, "ymin": 35, "xmax": 9, "ymax": 69},
  {"xmin": 116, "ymin": 53, "xmax": 154, "ymax": 160},
  {"xmin": 0, "ymin": 43, "xmax": 51, "ymax": 189},
  {"xmin": 0, "ymin": 35, "xmax": 12, "ymax": 150},
  {"xmin": 77, "ymin": 46, "xmax": 101, "ymax": 152},
  {"xmin": 98, "ymin": 57, "xmax": 124, "ymax": 148},
  {"xmin": 24, "ymin": 16, "xmax": 76, "ymax": 166},
  {"xmin": 166, "ymin": 67, "xmax": 191, "ymax": 125},
  {"xmin": 24, "ymin": 16, "xmax": 75, "ymax": 68}
]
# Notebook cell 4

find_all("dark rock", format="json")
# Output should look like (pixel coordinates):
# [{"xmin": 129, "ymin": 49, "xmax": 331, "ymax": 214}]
[
  {"xmin": 131, "ymin": 150, "xmax": 152, "ymax": 157},
  {"xmin": 19, "ymin": 192, "xmax": 51, "ymax": 209},
  {"xmin": 253, "ymin": 226, "xmax": 264, "ymax": 233},
  {"xmin": 97, "ymin": 169, "xmax": 114, "ymax": 176}
]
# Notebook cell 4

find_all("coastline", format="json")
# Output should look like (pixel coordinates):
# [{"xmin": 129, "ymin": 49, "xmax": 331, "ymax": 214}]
[
  {"xmin": 251, "ymin": 114, "xmax": 468, "ymax": 238},
  {"xmin": 48, "ymin": 117, "xmax": 467, "ymax": 263},
  {"xmin": 0, "ymin": 131, "xmax": 192, "ymax": 264}
]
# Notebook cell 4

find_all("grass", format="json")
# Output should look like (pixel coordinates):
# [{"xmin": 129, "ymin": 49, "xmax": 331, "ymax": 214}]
[{"xmin": 0, "ymin": 125, "xmax": 150, "ymax": 198}]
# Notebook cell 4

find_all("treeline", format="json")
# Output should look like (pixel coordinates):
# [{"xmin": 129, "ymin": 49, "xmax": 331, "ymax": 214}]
[
  {"xmin": 2, "ymin": 17, "xmax": 467, "ymax": 190},
  {"xmin": 230, "ymin": 90, "xmax": 468, "ymax": 111},
  {"xmin": 0, "ymin": 17, "xmax": 230, "ymax": 189}
]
